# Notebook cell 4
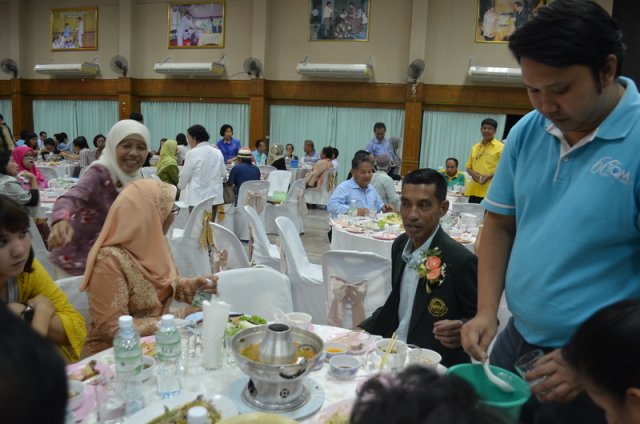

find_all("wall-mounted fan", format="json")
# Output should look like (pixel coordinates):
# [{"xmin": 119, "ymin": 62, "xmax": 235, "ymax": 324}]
[
  {"xmin": 109, "ymin": 55, "xmax": 128, "ymax": 77},
  {"xmin": 243, "ymin": 57, "xmax": 263, "ymax": 78},
  {"xmin": 407, "ymin": 59, "xmax": 425, "ymax": 83},
  {"xmin": 0, "ymin": 58, "xmax": 18, "ymax": 78}
]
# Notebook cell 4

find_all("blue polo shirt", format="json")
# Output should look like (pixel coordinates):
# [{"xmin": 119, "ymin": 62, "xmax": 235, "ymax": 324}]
[
  {"xmin": 216, "ymin": 137, "xmax": 241, "ymax": 162},
  {"xmin": 365, "ymin": 137, "xmax": 393, "ymax": 158},
  {"xmin": 327, "ymin": 178, "xmax": 384, "ymax": 218},
  {"xmin": 483, "ymin": 77, "xmax": 640, "ymax": 348}
]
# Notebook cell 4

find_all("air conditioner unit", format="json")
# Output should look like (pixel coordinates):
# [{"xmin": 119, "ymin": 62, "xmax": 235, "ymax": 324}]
[
  {"xmin": 153, "ymin": 62, "xmax": 225, "ymax": 76},
  {"xmin": 34, "ymin": 63, "xmax": 100, "ymax": 76},
  {"xmin": 468, "ymin": 66, "xmax": 522, "ymax": 83},
  {"xmin": 296, "ymin": 62, "xmax": 373, "ymax": 79}
]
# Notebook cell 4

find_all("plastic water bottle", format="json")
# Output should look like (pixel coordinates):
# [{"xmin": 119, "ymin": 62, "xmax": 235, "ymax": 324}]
[
  {"xmin": 348, "ymin": 199, "xmax": 357, "ymax": 219},
  {"xmin": 156, "ymin": 314, "xmax": 182, "ymax": 399},
  {"xmin": 113, "ymin": 315, "xmax": 145, "ymax": 415}
]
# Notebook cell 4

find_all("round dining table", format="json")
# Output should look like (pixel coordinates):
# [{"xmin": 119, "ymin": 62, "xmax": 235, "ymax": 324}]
[{"xmin": 68, "ymin": 324, "xmax": 371, "ymax": 423}]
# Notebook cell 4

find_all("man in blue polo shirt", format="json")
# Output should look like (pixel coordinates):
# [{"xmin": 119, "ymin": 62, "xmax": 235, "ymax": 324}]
[
  {"xmin": 365, "ymin": 122, "xmax": 393, "ymax": 160},
  {"xmin": 461, "ymin": 2, "xmax": 640, "ymax": 423},
  {"xmin": 327, "ymin": 152, "xmax": 393, "ymax": 218}
]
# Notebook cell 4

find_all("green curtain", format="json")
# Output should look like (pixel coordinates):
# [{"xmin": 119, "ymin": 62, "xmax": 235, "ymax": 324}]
[
  {"xmin": 141, "ymin": 101, "xmax": 249, "ymax": 151},
  {"xmin": 190, "ymin": 103, "xmax": 249, "ymax": 147},
  {"xmin": 33, "ymin": 100, "xmax": 117, "ymax": 142},
  {"xmin": 420, "ymin": 111, "xmax": 506, "ymax": 170},
  {"xmin": 0, "ymin": 100, "xmax": 12, "ymax": 130},
  {"xmin": 269, "ymin": 105, "xmax": 404, "ymax": 181}
]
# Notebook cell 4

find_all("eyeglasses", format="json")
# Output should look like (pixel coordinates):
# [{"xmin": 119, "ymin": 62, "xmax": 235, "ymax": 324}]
[
  {"xmin": 171, "ymin": 204, "xmax": 180, "ymax": 215},
  {"xmin": 24, "ymin": 153, "xmax": 36, "ymax": 159}
]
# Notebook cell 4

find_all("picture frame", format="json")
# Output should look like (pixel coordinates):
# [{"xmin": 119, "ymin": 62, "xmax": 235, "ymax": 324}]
[
  {"xmin": 475, "ymin": 0, "xmax": 549, "ymax": 43},
  {"xmin": 50, "ymin": 7, "xmax": 98, "ymax": 51},
  {"xmin": 168, "ymin": 2, "xmax": 225, "ymax": 49},
  {"xmin": 309, "ymin": 0, "xmax": 370, "ymax": 41}
]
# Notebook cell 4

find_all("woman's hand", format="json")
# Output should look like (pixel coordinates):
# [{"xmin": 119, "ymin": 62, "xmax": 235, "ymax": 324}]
[
  {"xmin": 18, "ymin": 171, "xmax": 38, "ymax": 189},
  {"xmin": 48, "ymin": 220, "xmax": 74, "ymax": 249},
  {"xmin": 194, "ymin": 275, "xmax": 218, "ymax": 296}
]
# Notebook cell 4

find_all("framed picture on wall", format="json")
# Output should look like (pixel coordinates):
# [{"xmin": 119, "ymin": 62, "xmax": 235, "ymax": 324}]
[
  {"xmin": 309, "ymin": 0, "xmax": 370, "ymax": 41},
  {"xmin": 168, "ymin": 2, "xmax": 225, "ymax": 48},
  {"xmin": 50, "ymin": 7, "xmax": 98, "ymax": 51},
  {"xmin": 475, "ymin": 0, "xmax": 550, "ymax": 43}
]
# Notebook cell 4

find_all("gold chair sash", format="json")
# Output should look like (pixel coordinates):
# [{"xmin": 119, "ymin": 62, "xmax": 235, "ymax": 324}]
[
  {"xmin": 327, "ymin": 276, "xmax": 368, "ymax": 329},
  {"xmin": 212, "ymin": 248, "xmax": 228, "ymax": 272},
  {"xmin": 327, "ymin": 172, "xmax": 337, "ymax": 192},
  {"xmin": 199, "ymin": 210, "xmax": 214, "ymax": 248},
  {"xmin": 247, "ymin": 190, "xmax": 265, "ymax": 215}
]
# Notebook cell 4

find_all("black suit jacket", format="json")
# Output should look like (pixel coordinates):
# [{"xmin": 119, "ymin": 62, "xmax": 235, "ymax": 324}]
[{"xmin": 359, "ymin": 228, "xmax": 478, "ymax": 367}]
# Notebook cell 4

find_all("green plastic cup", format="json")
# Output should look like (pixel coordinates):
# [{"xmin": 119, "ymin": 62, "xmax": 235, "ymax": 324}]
[{"xmin": 447, "ymin": 363, "xmax": 531, "ymax": 424}]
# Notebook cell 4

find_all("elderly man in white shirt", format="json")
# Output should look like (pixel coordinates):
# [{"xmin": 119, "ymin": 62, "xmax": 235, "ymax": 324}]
[{"xmin": 178, "ymin": 124, "xmax": 227, "ymax": 221}]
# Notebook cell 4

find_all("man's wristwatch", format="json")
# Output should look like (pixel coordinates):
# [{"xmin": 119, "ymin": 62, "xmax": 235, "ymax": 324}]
[{"xmin": 21, "ymin": 303, "xmax": 35, "ymax": 324}]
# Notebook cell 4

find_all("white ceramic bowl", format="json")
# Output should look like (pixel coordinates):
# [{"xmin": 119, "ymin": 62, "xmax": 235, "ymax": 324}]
[
  {"xmin": 67, "ymin": 380, "xmax": 85, "ymax": 410},
  {"xmin": 140, "ymin": 355, "xmax": 156, "ymax": 381},
  {"xmin": 329, "ymin": 355, "xmax": 361, "ymax": 380},
  {"xmin": 418, "ymin": 349, "xmax": 442, "ymax": 370},
  {"xmin": 324, "ymin": 341, "xmax": 348, "ymax": 361}
]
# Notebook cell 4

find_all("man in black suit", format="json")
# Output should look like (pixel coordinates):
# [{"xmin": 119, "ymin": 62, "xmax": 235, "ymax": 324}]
[{"xmin": 359, "ymin": 168, "xmax": 477, "ymax": 367}]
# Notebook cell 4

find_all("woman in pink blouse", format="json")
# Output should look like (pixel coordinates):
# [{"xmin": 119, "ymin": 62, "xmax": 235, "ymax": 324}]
[{"xmin": 47, "ymin": 120, "xmax": 150, "ymax": 276}]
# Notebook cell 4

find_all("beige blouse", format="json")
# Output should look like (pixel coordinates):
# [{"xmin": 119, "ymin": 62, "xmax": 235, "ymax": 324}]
[{"xmin": 82, "ymin": 246, "xmax": 199, "ymax": 357}]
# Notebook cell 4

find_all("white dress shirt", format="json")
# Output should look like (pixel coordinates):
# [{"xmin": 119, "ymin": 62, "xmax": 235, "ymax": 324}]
[{"xmin": 178, "ymin": 142, "xmax": 227, "ymax": 206}]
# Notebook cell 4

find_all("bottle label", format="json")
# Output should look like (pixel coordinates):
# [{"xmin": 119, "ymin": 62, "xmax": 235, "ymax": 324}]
[
  {"xmin": 115, "ymin": 349, "xmax": 143, "ymax": 377},
  {"xmin": 157, "ymin": 340, "xmax": 181, "ymax": 361}
]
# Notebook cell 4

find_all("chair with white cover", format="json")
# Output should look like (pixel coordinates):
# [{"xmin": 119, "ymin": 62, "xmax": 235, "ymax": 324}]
[
  {"xmin": 56, "ymin": 276, "xmax": 89, "ymax": 323},
  {"xmin": 216, "ymin": 267, "xmax": 294, "ymax": 318},
  {"xmin": 275, "ymin": 216, "xmax": 327, "ymax": 324},
  {"xmin": 218, "ymin": 180, "xmax": 269, "ymax": 241},
  {"xmin": 210, "ymin": 222, "xmax": 251, "ymax": 271},
  {"xmin": 265, "ymin": 178, "xmax": 307, "ymax": 235},
  {"xmin": 244, "ymin": 205, "xmax": 280, "ymax": 270},
  {"xmin": 38, "ymin": 166, "xmax": 58, "ymax": 182},
  {"xmin": 451, "ymin": 203, "xmax": 485, "ymax": 227},
  {"xmin": 257, "ymin": 165, "xmax": 277, "ymax": 180},
  {"xmin": 169, "ymin": 195, "xmax": 215, "ymax": 277},
  {"xmin": 305, "ymin": 168, "xmax": 337, "ymax": 206},
  {"xmin": 141, "ymin": 166, "xmax": 157, "ymax": 178},
  {"xmin": 267, "ymin": 170, "xmax": 292, "ymax": 198},
  {"xmin": 322, "ymin": 250, "xmax": 392, "ymax": 330}
]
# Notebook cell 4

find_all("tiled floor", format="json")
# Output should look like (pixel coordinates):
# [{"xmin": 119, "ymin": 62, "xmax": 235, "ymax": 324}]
[{"xmin": 266, "ymin": 206, "xmax": 332, "ymax": 265}]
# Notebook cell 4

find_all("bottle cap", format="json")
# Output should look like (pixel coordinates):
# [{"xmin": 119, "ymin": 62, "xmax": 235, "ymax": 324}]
[
  {"xmin": 118, "ymin": 315, "xmax": 133, "ymax": 326},
  {"xmin": 161, "ymin": 314, "xmax": 175, "ymax": 326}
]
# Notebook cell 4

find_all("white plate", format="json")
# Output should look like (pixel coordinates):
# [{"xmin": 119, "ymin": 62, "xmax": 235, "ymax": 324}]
[
  {"xmin": 308, "ymin": 398, "xmax": 354, "ymax": 424},
  {"xmin": 124, "ymin": 392, "xmax": 238, "ymax": 423}
]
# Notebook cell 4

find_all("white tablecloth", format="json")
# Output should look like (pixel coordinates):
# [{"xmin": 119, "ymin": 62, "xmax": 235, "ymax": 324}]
[
  {"xmin": 330, "ymin": 226, "xmax": 395, "ymax": 260},
  {"xmin": 72, "ymin": 325, "xmax": 362, "ymax": 423}
]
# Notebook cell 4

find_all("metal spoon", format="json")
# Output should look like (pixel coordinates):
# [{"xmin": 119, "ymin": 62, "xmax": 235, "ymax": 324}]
[{"xmin": 483, "ymin": 360, "xmax": 514, "ymax": 392}]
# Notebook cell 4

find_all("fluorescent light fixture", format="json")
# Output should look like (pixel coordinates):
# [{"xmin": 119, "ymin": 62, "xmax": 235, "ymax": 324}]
[
  {"xmin": 296, "ymin": 62, "xmax": 373, "ymax": 79},
  {"xmin": 34, "ymin": 63, "xmax": 100, "ymax": 76},
  {"xmin": 467, "ymin": 66, "xmax": 522, "ymax": 83},
  {"xmin": 153, "ymin": 62, "xmax": 225, "ymax": 76}
]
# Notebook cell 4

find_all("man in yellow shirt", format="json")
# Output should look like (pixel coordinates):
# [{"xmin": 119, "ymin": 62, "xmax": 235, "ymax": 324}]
[{"xmin": 464, "ymin": 118, "xmax": 504, "ymax": 203}]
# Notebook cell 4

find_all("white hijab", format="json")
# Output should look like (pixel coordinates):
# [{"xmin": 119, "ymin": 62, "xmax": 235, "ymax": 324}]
[{"xmin": 89, "ymin": 119, "xmax": 150, "ymax": 191}]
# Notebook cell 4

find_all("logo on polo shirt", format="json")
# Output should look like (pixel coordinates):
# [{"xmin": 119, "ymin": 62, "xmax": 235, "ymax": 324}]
[{"xmin": 590, "ymin": 156, "xmax": 630, "ymax": 184}]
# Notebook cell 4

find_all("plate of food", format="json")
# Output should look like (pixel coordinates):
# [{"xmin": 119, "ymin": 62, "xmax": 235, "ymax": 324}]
[
  {"xmin": 125, "ymin": 392, "xmax": 238, "ymax": 423},
  {"xmin": 67, "ymin": 359, "xmax": 112, "ymax": 383},
  {"xmin": 380, "ymin": 213, "xmax": 402, "ymax": 225},
  {"xmin": 308, "ymin": 398, "xmax": 355, "ymax": 424},
  {"xmin": 225, "ymin": 315, "xmax": 267, "ymax": 338},
  {"xmin": 140, "ymin": 335, "xmax": 157, "ymax": 357},
  {"xmin": 345, "ymin": 226, "xmax": 365, "ymax": 234},
  {"xmin": 451, "ymin": 235, "xmax": 474, "ymax": 244},
  {"xmin": 372, "ymin": 232, "xmax": 397, "ymax": 241}
]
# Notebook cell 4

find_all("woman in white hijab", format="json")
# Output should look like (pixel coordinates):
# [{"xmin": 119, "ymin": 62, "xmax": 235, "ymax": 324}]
[{"xmin": 48, "ymin": 119, "xmax": 150, "ymax": 276}]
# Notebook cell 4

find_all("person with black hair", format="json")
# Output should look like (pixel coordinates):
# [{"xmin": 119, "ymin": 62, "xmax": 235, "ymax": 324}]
[
  {"xmin": 330, "ymin": 146, "xmax": 339, "ymax": 174},
  {"xmin": 440, "ymin": 157, "xmax": 466, "ymax": 190},
  {"xmin": 0, "ymin": 150, "xmax": 40, "ymax": 207},
  {"xmin": 129, "ymin": 112, "xmax": 144, "ymax": 124},
  {"xmin": 92, "ymin": 133, "xmax": 106, "ymax": 160},
  {"xmin": 305, "ymin": 146, "xmax": 334, "ymax": 188},
  {"xmin": 350, "ymin": 365, "xmax": 501, "ymax": 424},
  {"xmin": 54, "ymin": 132, "xmax": 70, "ymax": 152},
  {"xmin": 285, "ymin": 143, "xmax": 298, "ymax": 161},
  {"xmin": 0, "ymin": 302, "xmax": 69, "ymax": 424},
  {"xmin": 176, "ymin": 132, "xmax": 189, "ymax": 165},
  {"xmin": 0, "ymin": 113, "xmax": 15, "ymax": 152},
  {"xmin": 252, "ymin": 139, "xmax": 267, "ymax": 165},
  {"xmin": 0, "ymin": 195, "xmax": 86, "ymax": 362},
  {"xmin": 462, "ymin": 2, "xmax": 638, "ymax": 423},
  {"xmin": 463, "ymin": 118, "xmax": 503, "ymax": 204},
  {"xmin": 178, "ymin": 124, "xmax": 227, "ymax": 221},
  {"xmin": 360, "ymin": 169, "xmax": 477, "ymax": 367},
  {"xmin": 365, "ymin": 122, "xmax": 394, "ymax": 160},
  {"xmin": 60, "ymin": 136, "xmax": 90, "ymax": 163},
  {"xmin": 563, "ymin": 300, "xmax": 640, "ymax": 424},
  {"xmin": 216, "ymin": 124, "xmax": 242, "ymax": 164}
]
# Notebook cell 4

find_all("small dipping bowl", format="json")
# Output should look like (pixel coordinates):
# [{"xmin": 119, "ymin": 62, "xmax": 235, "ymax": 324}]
[
  {"xmin": 324, "ymin": 341, "xmax": 348, "ymax": 361},
  {"xmin": 67, "ymin": 380, "xmax": 85, "ymax": 410},
  {"xmin": 140, "ymin": 355, "xmax": 156, "ymax": 381},
  {"xmin": 329, "ymin": 355, "xmax": 361, "ymax": 380},
  {"xmin": 418, "ymin": 349, "xmax": 442, "ymax": 370}
]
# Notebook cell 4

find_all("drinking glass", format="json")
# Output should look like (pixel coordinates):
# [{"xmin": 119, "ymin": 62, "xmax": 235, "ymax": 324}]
[
  {"xmin": 96, "ymin": 380, "xmax": 126, "ymax": 424},
  {"xmin": 515, "ymin": 349, "xmax": 547, "ymax": 387}
]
